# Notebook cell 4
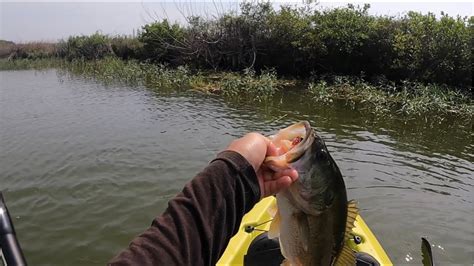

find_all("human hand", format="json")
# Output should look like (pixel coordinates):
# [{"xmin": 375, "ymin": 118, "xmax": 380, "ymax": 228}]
[{"xmin": 226, "ymin": 133, "xmax": 298, "ymax": 198}]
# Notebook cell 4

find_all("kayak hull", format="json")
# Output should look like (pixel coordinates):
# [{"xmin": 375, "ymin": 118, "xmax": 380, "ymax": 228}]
[{"xmin": 217, "ymin": 197, "xmax": 392, "ymax": 265}]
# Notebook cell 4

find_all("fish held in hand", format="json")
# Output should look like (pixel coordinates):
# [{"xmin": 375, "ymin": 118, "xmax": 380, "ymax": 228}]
[{"xmin": 265, "ymin": 121, "xmax": 358, "ymax": 266}]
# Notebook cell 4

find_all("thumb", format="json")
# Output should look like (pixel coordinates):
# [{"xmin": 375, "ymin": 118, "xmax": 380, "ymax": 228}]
[{"xmin": 267, "ymin": 141, "xmax": 280, "ymax": 156}]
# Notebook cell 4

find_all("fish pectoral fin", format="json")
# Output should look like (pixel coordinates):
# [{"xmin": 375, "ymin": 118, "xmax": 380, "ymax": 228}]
[
  {"xmin": 268, "ymin": 209, "xmax": 281, "ymax": 239},
  {"xmin": 267, "ymin": 202, "xmax": 278, "ymax": 217},
  {"xmin": 280, "ymin": 258, "xmax": 302, "ymax": 266},
  {"xmin": 345, "ymin": 200, "xmax": 359, "ymax": 239},
  {"xmin": 334, "ymin": 244, "xmax": 356, "ymax": 266},
  {"xmin": 279, "ymin": 237, "xmax": 288, "ymax": 259},
  {"xmin": 294, "ymin": 212, "xmax": 309, "ymax": 252},
  {"xmin": 280, "ymin": 258, "xmax": 291, "ymax": 266}
]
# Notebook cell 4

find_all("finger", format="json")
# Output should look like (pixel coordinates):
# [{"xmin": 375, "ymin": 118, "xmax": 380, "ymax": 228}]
[
  {"xmin": 263, "ymin": 169, "xmax": 273, "ymax": 181},
  {"xmin": 264, "ymin": 176, "xmax": 292, "ymax": 197},
  {"xmin": 273, "ymin": 168, "xmax": 299, "ymax": 182},
  {"xmin": 266, "ymin": 141, "xmax": 279, "ymax": 156}
]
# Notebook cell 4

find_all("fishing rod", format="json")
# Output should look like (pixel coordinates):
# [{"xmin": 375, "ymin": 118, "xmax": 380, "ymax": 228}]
[{"xmin": 0, "ymin": 192, "xmax": 27, "ymax": 266}]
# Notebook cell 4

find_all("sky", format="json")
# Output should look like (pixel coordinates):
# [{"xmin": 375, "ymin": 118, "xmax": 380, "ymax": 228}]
[{"xmin": 0, "ymin": 1, "xmax": 472, "ymax": 42}]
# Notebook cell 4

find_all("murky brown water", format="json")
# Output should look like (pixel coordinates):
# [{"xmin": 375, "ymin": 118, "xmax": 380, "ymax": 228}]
[{"xmin": 1, "ymin": 70, "xmax": 473, "ymax": 265}]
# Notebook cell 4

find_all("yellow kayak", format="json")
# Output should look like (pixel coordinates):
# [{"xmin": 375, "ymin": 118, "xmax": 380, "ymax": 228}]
[{"xmin": 217, "ymin": 197, "xmax": 392, "ymax": 265}]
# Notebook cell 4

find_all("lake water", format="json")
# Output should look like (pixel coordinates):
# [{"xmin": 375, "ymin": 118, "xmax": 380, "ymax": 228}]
[{"xmin": 1, "ymin": 70, "xmax": 473, "ymax": 265}]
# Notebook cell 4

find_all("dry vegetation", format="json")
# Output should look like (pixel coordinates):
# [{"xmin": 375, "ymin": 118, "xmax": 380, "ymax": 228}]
[{"xmin": 0, "ymin": 41, "xmax": 57, "ymax": 59}]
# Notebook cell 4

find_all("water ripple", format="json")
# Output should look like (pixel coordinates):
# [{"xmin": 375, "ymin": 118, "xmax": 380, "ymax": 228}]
[{"xmin": 1, "ymin": 70, "xmax": 473, "ymax": 265}]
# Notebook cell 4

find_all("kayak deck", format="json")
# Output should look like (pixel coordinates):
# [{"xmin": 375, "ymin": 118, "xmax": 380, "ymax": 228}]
[{"xmin": 217, "ymin": 197, "xmax": 392, "ymax": 265}]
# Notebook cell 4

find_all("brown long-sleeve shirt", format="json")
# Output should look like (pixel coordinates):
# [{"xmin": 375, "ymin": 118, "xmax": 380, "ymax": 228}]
[{"xmin": 109, "ymin": 151, "xmax": 261, "ymax": 265}]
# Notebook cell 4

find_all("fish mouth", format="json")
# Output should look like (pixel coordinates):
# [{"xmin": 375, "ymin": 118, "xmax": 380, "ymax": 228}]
[
  {"xmin": 265, "ymin": 121, "xmax": 315, "ymax": 170},
  {"xmin": 286, "ymin": 121, "xmax": 314, "ymax": 163}
]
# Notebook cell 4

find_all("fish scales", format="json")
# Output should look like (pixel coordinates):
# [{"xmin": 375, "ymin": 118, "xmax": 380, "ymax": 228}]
[{"xmin": 266, "ymin": 121, "xmax": 357, "ymax": 266}]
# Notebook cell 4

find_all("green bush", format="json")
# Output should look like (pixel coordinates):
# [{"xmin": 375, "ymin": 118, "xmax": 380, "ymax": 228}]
[
  {"xmin": 110, "ymin": 36, "xmax": 144, "ymax": 60},
  {"xmin": 391, "ymin": 12, "xmax": 471, "ymax": 88},
  {"xmin": 138, "ymin": 20, "xmax": 186, "ymax": 64},
  {"xmin": 57, "ymin": 33, "xmax": 113, "ymax": 60},
  {"xmin": 56, "ymin": 33, "xmax": 144, "ymax": 61}
]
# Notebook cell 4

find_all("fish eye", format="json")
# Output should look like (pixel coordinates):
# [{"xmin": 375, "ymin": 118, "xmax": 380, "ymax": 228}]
[{"xmin": 316, "ymin": 149, "xmax": 328, "ymax": 161}]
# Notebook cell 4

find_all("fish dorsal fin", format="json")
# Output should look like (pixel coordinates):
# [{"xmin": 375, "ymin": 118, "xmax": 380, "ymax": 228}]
[
  {"xmin": 333, "ymin": 200, "xmax": 359, "ymax": 266},
  {"xmin": 268, "ymin": 208, "xmax": 281, "ymax": 239},
  {"xmin": 334, "ymin": 244, "xmax": 356, "ymax": 266},
  {"xmin": 345, "ymin": 200, "xmax": 359, "ymax": 240}
]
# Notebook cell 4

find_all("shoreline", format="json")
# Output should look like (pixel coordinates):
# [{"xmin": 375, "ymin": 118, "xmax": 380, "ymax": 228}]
[{"xmin": 1, "ymin": 57, "xmax": 472, "ymax": 121}]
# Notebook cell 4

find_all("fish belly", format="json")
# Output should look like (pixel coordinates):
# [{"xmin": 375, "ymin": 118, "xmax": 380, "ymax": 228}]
[
  {"xmin": 276, "ymin": 193, "xmax": 307, "ymax": 265},
  {"xmin": 277, "ymin": 193, "xmax": 335, "ymax": 266}
]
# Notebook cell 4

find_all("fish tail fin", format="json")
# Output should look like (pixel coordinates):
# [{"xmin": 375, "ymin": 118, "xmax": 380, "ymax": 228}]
[{"xmin": 421, "ymin": 237, "xmax": 434, "ymax": 266}]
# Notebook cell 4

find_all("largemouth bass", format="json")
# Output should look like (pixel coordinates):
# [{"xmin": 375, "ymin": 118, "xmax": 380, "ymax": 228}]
[{"xmin": 265, "ymin": 121, "xmax": 358, "ymax": 266}]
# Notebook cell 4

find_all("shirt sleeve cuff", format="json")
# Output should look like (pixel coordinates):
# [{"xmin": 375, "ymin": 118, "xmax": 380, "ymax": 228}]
[{"xmin": 210, "ymin": 150, "xmax": 261, "ymax": 204}]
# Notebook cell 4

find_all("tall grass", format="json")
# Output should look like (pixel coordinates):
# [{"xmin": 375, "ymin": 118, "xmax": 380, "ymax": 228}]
[
  {"xmin": 308, "ymin": 76, "xmax": 473, "ymax": 117},
  {"xmin": 0, "ymin": 42, "xmax": 57, "ymax": 60},
  {"xmin": 62, "ymin": 57, "xmax": 194, "ymax": 90},
  {"xmin": 0, "ymin": 58, "xmax": 62, "ymax": 70},
  {"xmin": 63, "ymin": 57, "xmax": 280, "ymax": 100},
  {"xmin": 0, "ymin": 40, "xmax": 15, "ymax": 58},
  {"xmin": 220, "ymin": 69, "xmax": 279, "ymax": 102}
]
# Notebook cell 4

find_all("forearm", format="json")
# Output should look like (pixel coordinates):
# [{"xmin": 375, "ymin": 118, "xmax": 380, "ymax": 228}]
[{"xmin": 109, "ymin": 151, "xmax": 260, "ymax": 265}]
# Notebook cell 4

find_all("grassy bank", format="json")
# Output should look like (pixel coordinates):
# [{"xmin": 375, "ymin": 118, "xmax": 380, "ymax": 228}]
[
  {"xmin": 307, "ymin": 77, "xmax": 473, "ymax": 117},
  {"xmin": 0, "ymin": 58, "xmax": 63, "ymax": 70},
  {"xmin": 1, "ymin": 57, "xmax": 471, "ymax": 120}
]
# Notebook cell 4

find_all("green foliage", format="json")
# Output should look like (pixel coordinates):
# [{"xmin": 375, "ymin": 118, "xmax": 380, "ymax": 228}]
[
  {"xmin": 134, "ymin": 3, "xmax": 471, "ymax": 90},
  {"xmin": 138, "ymin": 20, "xmax": 186, "ymax": 63},
  {"xmin": 263, "ymin": 5, "xmax": 312, "ymax": 74},
  {"xmin": 63, "ymin": 56, "xmax": 193, "ymax": 90},
  {"xmin": 110, "ymin": 36, "xmax": 144, "ymax": 60},
  {"xmin": 57, "ymin": 33, "xmax": 112, "ymax": 60},
  {"xmin": 308, "ymin": 80, "xmax": 332, "ymax": 103},
  {"xmin": 391, "ymin": 12, "xmax": 471, "ymax": 87},
  {"xmin": 306, "ymin": 4, "xmax": 374, "ymax": 73},
  {"xmin": 220, "ymin": 68, "xmax": 279, "ymax": 101},
  {"xmin": 307, "ymin": 76, "xmax": 473, "ymax": 117},
  {"xmin": 4, "ymin": 4, "xmax": 472, "ymax": 95},
  {"xmin": 1, "ymin": 57, "xmax": 470, "ymax": 118},
  {"xmin": 57, "ymin": 33, "xmax": 145, "ymax": 61},
  {"xmin": 143, "ymin": 64, "xmax": 192, "ymax": 90}
]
